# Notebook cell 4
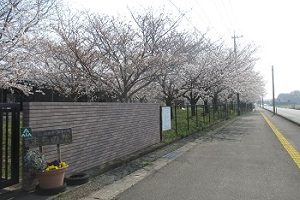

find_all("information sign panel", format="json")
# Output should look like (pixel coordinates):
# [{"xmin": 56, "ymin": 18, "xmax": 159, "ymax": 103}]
[{"xmin": 162, "ymin": 107, "xmax": 171, "ymax": 131}]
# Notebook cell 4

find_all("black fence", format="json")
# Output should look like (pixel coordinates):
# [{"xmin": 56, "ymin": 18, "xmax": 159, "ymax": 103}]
[
  {"xmin": 162, "ymin": 103, "xmax": 253, "ymax": 142},
  {"xmin": 0, "ymin": 103, "xmax": 21, "ymax": 189}
]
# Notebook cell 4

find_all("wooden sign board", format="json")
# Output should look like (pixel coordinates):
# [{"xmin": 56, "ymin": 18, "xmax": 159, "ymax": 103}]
[{"xmin": 24, "ymin": 128, "xmax": 72, "ymax": 147}]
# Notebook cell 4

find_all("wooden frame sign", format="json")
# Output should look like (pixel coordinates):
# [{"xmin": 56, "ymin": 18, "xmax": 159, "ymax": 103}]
[{"xmin": 24, "ymin": 128, "xmax": 72, "ymax": 147}]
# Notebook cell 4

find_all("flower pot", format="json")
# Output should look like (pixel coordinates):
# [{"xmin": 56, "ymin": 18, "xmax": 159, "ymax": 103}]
[{"xmin": 35, "ymin": 166, "xmax": 67, "ymax": 189}]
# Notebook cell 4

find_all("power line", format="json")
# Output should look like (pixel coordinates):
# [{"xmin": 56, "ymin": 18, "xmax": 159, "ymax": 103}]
[
  {"xmin": 191, "ymin": 0, "xmax": 212, "ymax": 27},
  {"xmin": 228, "ymin": 0, "xmax": 243, "ymax": 35},
  {"xmin": 168, "ymin": 0, "xmax": 196, "ymax": 30},
  {"xmin": 212, "ymin": 0, "xmax": 231, "ymax": 35},
  {"xmin": 220, "ymin": 0, "xmax": 235, "ymax": 31},
  {"xmin": 168, "ymin": 0, "xmax": 209, "ymax": 40}
]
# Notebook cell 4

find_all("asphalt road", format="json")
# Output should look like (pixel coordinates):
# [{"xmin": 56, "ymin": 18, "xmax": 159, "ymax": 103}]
[
  {"xmin": 110, "ymin": 108, "xmax": 300, "ymax": 200},
  {"xmin": 264, "ymin": 105, "xmax": 300, "ymax": 124}
]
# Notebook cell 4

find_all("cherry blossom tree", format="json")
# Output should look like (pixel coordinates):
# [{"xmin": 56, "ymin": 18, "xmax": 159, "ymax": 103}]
[
  {"xmin": 201, "ymin": 43, "xmax": 236, "ymax": 110},
  {"xmin": 226, "ymin": 43, "xmax": 264, "ymax": 103},
  {"xmin": 33, "ymin": 9, "xmax": 106, "ymax": 101},
  {"xmin": 173, "ymin": 39, "xmax": 264, "ymax": 115},
  {"xmin": 154, "ymin": 31, "xmax": 207, "ymax": 106},
  {"xmin": 177, "ymin": 40, "xmax": 218, "ymax": 115},
  {"xmin": 205, "ymin": 42, "xmax": 265, "ymax": 113},
  {"xmin": 85, "ymin": 9, "xmax": 184, "ymax": 102},
  {"xmin": 24, "ymin": 6, "xmax": 265, "ymax": 105},
  {"xmin": 0, "ymin": 0, "xmax": 59, "ymax": 95}
]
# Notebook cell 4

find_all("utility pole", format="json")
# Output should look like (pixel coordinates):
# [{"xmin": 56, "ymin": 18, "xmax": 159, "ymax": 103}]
[
  {"xmin": 232, "ymin": 31, "xmax": 243, "ymax": 116},
  {"xmin": 272, "ymin": 66, "xmax": 276, "ymax": 114},
  {"xmin": 232, "ymin": 32, "xmax": 243, "ymax": 60}
]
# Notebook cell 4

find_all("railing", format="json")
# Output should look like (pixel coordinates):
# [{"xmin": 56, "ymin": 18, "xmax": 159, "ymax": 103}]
[
  {"xmin": 0, "ymin": 103, "xmax": 21, "ymax": 189},
  {"xmin": 162, "ymin": 103, "xmax": 253, "ymax": 143}
]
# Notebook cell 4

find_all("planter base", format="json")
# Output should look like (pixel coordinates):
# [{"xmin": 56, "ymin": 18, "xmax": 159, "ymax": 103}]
[
  {"xmin": 35, "ymin": 167, "xmax": 67, "ymax": 189},
  {"xmin": 36, "ymin": 182, "xmax": 67, "ymax": 196}
]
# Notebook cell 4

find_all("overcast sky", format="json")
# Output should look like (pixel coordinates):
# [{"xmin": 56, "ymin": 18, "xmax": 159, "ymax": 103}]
[{"xmin": 65, "ymin": 0, "xmax": 300, "ymax": 99}]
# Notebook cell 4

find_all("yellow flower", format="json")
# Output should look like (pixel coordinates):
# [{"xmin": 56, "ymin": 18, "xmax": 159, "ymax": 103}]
[
  {"xmin": 60, "ymin": 161, "xmax": 67, "ymax": 168},
  {"xmin": 44, "ymin": 161, "xmax": 68, "ymax": 171}
]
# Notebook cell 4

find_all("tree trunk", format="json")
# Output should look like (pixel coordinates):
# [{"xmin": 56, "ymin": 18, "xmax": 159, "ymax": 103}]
[
  {"xmin": 230, "ymin": 101, "xmax": 234, "ymax": 110},
  {"xmin": 190, "ymin": 99, "xmax": 198, "ymax": 116},
  {"xmin": 191, "ymin": 104, "xmax": 196, "ymax": 116},
  {"xmin": 204, "ymin": 99, "xmax": 209, "ymax": 114},
  {"xmin": 165, "ymin": 98, "xmax": 174, "ymax": 119},
  {"xmin": 212, "ymin": 93, "xmax": 218, "ymax": 111},
  {"xmin": 165, "ymin": 98, "xmax": 172, "ymax": 107}
]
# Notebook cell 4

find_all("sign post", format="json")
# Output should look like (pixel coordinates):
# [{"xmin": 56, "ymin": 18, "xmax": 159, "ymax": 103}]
[
  {"xmin": 22, "ymin": 128, "xmax": 72, "ymax": 192},
  {"xmin": 24, "ymin": 128, "xmax": 72, "ymax": 161}
]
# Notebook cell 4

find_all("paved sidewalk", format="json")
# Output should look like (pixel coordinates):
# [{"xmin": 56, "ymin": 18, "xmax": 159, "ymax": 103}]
[
  {"xmin": 81, "ymin": 140, "xmax": 200, "ymax": 200},
  {"xmin": 53, "ymin": 119, "xmax": 231, "ymax": 200},
  {"xmin": 4, "ymin": 109, "xmax": 299, "ymax": 200},
  {"xmin": 1, "ymin": 116, "xmax": 229, "ymax": 200},
  {"xmin": 83, "ymin": 110, "xmax": 300, "ymax": 200}
]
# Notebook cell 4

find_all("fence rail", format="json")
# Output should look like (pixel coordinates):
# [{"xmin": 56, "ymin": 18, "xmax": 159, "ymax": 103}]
[
  {"xmin": 162, "ymin": 103, "xmax": 253, "ymax": 142},
  {"xmin": 0, "ymin": 103, "xmax": 20, "ymax": 189}
]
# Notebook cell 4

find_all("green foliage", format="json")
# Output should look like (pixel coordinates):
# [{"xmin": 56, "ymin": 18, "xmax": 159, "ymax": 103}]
[
  {"xmin": 162, "ymin": 105, "xmax": 237, "ymax": 143},
  {"xmin": 143, "ymin": 161, "xmax": 153, "ymax": 166},
  {"xmin": 24, "ymin": 150, "xmax": 47, "ymax": 170}
]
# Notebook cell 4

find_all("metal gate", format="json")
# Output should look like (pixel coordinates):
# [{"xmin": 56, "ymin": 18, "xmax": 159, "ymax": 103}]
[{"xmin": 0, "ymin": 103, "xmax": 20, "ymax": 189}]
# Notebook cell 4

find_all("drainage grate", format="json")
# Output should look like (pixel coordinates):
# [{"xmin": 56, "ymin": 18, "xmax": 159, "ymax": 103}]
[{"xmin": 162, "ymin": 150, "xmax": 181, "ymax": 159}]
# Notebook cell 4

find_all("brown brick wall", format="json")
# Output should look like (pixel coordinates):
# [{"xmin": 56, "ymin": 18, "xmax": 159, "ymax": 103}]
[{"xmin": 22, "ymin": 102, "xmax": 161, "ymax": 174}]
